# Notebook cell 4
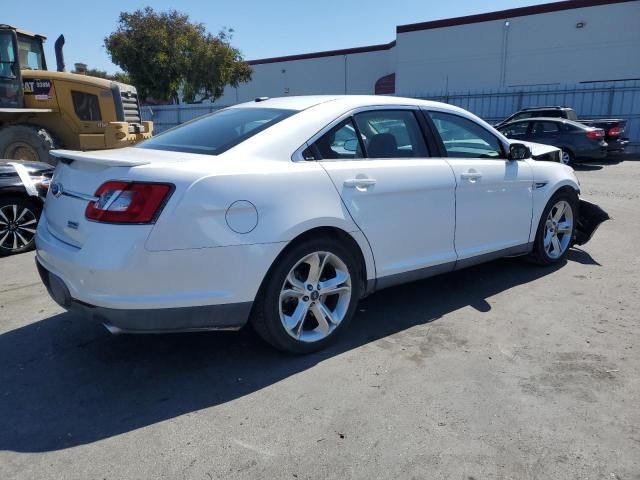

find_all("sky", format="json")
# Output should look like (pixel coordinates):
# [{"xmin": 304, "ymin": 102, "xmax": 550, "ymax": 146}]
[{"xmin": 4, "ymin": 0, "xmax": 551, "ymax": 74}]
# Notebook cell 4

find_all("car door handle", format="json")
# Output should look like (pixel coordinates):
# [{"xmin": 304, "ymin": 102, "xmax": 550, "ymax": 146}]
[
  {"xmin": 460, "ymin": 172, "xmax": 482, "ymax": 180},
  {"xmin": 344, "ymin": 178, "xmax": 377, "ymax": 188}
]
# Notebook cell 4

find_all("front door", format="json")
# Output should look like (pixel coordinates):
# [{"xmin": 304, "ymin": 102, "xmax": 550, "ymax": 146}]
[{"xmin": 426, "ymin": 110, "xmax": 534, "ymax": 261}]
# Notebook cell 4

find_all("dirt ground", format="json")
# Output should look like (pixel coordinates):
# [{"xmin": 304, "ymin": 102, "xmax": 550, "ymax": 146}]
[{"xmin": 0, "ymin": 158, "xmax": 638, "ymax": 480}]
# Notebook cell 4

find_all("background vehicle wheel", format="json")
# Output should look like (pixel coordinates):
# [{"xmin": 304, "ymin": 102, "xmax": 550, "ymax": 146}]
[
  {"xmin": 560, "ymin": 149, "xmax": 574, "ymax": 166},
  {"xmin": 251, "ymin": 237, "xmax": 362, "ymax": 354},
  {"xmin": 0, "ymin": 196, "xmax": 41, "ymax": 257},
  {"xmin": 0, "ymin": 125, "xmax": 57, "ymax": 165},
  {"xmin": 528, "ymin": 191, "xmax": 577, "ymax": 265}
]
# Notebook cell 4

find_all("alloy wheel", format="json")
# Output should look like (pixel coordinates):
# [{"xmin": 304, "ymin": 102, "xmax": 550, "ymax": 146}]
[
  {"xmin": 0, "ymin": 203, "xmax": 38, "ymax": 253},
  {"xmin": 279, "ymin": 251, "xmax": 352, "ymax": 343},
  {"xmin": 561, "ymin": 150, "xmax": 572, "ymax": 165},
  {"xmin": 543, "ymin": 200, "xmax": 573, "ymax": 259}
]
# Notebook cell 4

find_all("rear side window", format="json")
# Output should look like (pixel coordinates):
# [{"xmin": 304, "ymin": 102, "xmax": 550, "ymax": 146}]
[
  {"xmin": 312, "ymin": 118, "xmax": 364, "ymax": 160},
  {"xmin": 138, "ymin": 107, "xmax": 296, "ymax": 155},
  {"xmin": 429, "ymin": 111, "xmax": 503, "ymax": 159},
  {"xmin": 353, "ymin": 110, "xmax": 429, "ymax": 158},
  {"xmin": 533, "ymin": 110, "xmax": 562, "ymax": 118},
  {"xmin": 511, "ymin": 112, "xmax": 533, "ymax": 122},
  {"xmin": 72, "ymin": 91, "xmax": 101, "ymax": 121},
  {"xmin": 533, "ymin": 121, "xmax": 561, "ymax": 133}
]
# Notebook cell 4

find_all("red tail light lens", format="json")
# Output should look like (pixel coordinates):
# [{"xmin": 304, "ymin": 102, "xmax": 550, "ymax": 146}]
[
  {"xmin": 85, "ymin": 181, "xmax": 173, "ymax": 223},
  {"xmin": 586, "ymin": 129, "xmax": 604, "ymax": 140},
  {"xmin": 608, "ymin": 126, "xmax": 621, "ymax": 137}
]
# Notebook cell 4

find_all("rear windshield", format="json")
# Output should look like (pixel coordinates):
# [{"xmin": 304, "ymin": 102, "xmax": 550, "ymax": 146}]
[{"xmin": 137, "ymin": 107, "xmax": 296, "ymax": 155}]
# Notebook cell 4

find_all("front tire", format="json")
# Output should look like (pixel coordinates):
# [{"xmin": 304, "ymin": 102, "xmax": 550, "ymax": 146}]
[
  {"xmin": 528, "ymin": 191, "xmax": 577, "ymax": 265},
  {"xmin": 0, "ymin": 125, "xmax": 57, "ymax": 165},
  {"xmin": 251, "ymin": 237, "xmax": 362, "ymax": 354},
  {"xmin": 0, "ymin": 196, "xmax": 41, "ymax": 256}
]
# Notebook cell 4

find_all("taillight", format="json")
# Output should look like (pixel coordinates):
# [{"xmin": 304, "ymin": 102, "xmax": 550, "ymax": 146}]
[
  {"xmin": 586, "ymin": 129, "xmax": 604, "ymax": 140},
  {"xmin": 85, "ymin": 181, "xmax": 172, "ymax": 223},
  {"xmin": 608, "ymin": 126, "xmax": 622, "ymax": 137}
]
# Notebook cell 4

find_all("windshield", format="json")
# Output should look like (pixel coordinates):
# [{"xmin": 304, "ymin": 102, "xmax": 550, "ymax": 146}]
[
  {"xmin": 17, "ymin": 34, "xmax": 45, "ymax": 70},
  {"xmin": 138, "ymin": 107, "xmax": 297, "ymax": 155}
]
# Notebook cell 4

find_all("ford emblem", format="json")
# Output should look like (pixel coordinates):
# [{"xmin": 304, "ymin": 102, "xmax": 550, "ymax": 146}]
[{"xmin": 51, "ymin": 182, "xmax": 63, "ymax": 198}]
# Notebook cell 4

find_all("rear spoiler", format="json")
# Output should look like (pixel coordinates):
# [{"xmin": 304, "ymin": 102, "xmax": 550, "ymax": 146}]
[{"xmin": 50, "ymin": 149, "xmax": 151, "ymax": 167}]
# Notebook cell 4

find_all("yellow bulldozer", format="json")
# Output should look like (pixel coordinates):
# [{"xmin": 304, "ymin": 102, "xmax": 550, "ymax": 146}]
[{"xmin": 0, "ymin": 25, "xmax": 152, "ymax": 164}]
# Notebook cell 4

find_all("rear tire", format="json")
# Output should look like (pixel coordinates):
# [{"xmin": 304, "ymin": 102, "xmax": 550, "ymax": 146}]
[
  {"xmin": 0, "ymin": 196, "xmax": 41, "ymax": 257},
  {"xmin": 251, "ymin": 237, "xmax": 362, "ymax": 354},
  {"xmin": 0, "ymin": 125, "xmax": 56, "ymax": 165},
  {"xmin": 528, "ymin": 191, "xmax": 577, "ymax": 266}
]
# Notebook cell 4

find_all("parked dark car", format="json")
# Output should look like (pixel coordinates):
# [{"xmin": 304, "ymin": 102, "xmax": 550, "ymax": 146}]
[
  {"xmin": 0, "ymin": 160, "xmax": 53, "ymax": 256},
  {"xmin": 497, "ymin": 118, "xmax": 608, "ymax": 165},
  {"xmin": 495, "ymin": 106, "xmax": 628, "ymax": 153}
]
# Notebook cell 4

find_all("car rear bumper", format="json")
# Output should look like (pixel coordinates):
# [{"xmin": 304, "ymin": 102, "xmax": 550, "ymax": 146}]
[
  {"xmin": 605, "ymin": 138, "xmax": 629, "ymax": 153},
  {"xmin": 37, "ymin": 260, "xmax": 251, "ymax": 333},
  {"xmin": 577, "ymin": 145, "xmax": 608, "ymax": 161},
  {"xmin": 35, "ymin": 215, "xmax": 286, "ymax": 333}
]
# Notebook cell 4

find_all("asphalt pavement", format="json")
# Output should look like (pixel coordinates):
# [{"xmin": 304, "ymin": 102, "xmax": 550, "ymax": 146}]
[{"xmin": 1, "ymin": 158, "xmax": 638, "ymax": 479}]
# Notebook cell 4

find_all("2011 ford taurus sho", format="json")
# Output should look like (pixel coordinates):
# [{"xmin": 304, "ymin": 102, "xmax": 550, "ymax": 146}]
[{"xmin": 35, "ymin": 95, "xmax": 608, "ymax": 353}]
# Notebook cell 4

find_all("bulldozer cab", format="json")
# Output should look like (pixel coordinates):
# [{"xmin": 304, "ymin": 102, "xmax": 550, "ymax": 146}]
[
  {"xmin": 0, "ymin": 25, "xmax": 47, "ymax": 108},
  {"xmin": 0, "ymin": 24, "xmax": 152, "ymax": 164}
]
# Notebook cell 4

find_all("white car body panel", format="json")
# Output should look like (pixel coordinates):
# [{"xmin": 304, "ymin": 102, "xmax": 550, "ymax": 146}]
[
  {"xmin": 36, "ymin": 95, "xmax": 581, "ymax": 334},
  {"xmin": 320, "ymin": 158, "xmax": 457, "ymax": 279},
  {"xmin": 446, "ymin": 158, "xmax": 534, "ymax": 259}
]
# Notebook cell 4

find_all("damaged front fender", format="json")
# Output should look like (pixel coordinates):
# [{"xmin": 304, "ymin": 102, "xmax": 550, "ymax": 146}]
[{"xmin": 574, "ymin": 199, "xmax": 610, "ymax": 246}]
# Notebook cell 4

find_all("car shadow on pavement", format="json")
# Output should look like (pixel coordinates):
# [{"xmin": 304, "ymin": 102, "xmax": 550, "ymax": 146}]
[{"xmin": 0, "ymin": 253, "xmax": 587, "ymax": 453}]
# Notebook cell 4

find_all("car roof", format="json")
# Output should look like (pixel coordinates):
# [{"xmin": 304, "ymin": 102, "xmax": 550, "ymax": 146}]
[
  {"xmin": 519, "ymin": 106, "xmax": 571, "ymax": 111},
  {"xmin": 232, "ymin": 95, "xmax": 468, "ymax": 113},
  {"xmin": 500, "ymin": 117, "xmax": 589, "ymax": 129}
]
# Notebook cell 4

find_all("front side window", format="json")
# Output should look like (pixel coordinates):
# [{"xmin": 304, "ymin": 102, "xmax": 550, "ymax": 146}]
[
  {"xmin": 72, "ymin": 91, "xmax": 101, "ymax": 121},
  {"xmin": 138, "ymin": 107, "xmax": 296, "ymax": 156},
  {"xmin": 354, "ymin": 110, "xmax": 429, "ymax": 158},
  {"xmin": 429, "ymin": 111, "xmax": 503, "ymax": 159},
  {"xmin": 500, "ymin": 121, "xmax": 530, "ymax": 137}
]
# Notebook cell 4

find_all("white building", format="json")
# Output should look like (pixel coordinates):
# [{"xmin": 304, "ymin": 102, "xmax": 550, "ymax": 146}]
[{"xmin": 219, "ymin": 0, "xmax": 640, "ymax": 103}]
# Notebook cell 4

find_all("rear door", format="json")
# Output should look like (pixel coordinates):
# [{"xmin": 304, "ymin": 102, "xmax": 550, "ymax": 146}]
[
  {"xmin": 311, "ymin": 107, "xmax": 457, "ymax": 283},
  {"xmin": 425, "ymin": 109, "xmax": 534, "ymax": 262},
  {"xmin": 530, "ymin": 120, "xmax": 562, "ymax": 147}
]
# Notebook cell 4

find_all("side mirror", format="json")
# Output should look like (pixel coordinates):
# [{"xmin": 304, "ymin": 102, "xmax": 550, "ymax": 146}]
[{"xmin": 508, "ymin": 143, "xmax": 531, "ymax": 161}]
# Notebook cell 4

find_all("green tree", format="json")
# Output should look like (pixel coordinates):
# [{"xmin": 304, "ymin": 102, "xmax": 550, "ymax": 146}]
[
  {"xmin": 104, "ymin": 7, "xmax": 251, "ymax": 103},
  {"xmin": 112, "ymin": 71, "xmax": 131, "ymax": 84},
  {"xmin": 82, "ymin": 68, "xmax": 109, "ymax": 78}
]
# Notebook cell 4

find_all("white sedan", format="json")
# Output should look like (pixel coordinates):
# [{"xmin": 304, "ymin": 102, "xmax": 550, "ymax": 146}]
[{"xmin": 35, "ymin": 96, "xmax": 607, "ymax": 353}]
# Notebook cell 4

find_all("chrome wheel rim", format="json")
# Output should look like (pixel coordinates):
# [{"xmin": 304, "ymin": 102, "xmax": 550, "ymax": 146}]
[
  {"xmin": 543, "ymin": 200, "xmax": 573, "ymax": 259},
  {"xmin": 561, "ymin": 151, "xmax": 571, "ymax": 165},
  {"xmin": 0, "ymin": 204, "xmax": 38, "ymax": 253},
  {"xmin": 279, "ymin": 251, "xmax": 352, "ymax": 343}
]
